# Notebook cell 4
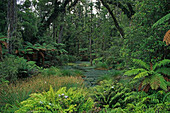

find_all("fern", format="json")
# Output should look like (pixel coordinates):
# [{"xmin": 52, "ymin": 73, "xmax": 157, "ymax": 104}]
[
  {"xmin": 150, "ymin": 74, "xmax": 161, "ymax": 90},
  {"xmin": 156, "ymin": 67, "xmax": 170, "ymax": 75},
  {"xmin": 124, "ymin": 68, "xmax": 146, "ymax": 76},
  {"xmin": 142, "ymin": 77, "xmax": 151, "ymax": 86},
  {"xmin": 152, "ymin": 13, "xmax": 170, "ymax": 28},
  {"xmin": 133, "ymin": 59, "xmax": 150, "ymax": 70},
  {"xmin": 134, "ymin": 71, "xmax": 148, "ymax": 79},
  {"xmin": 153, "ymin": 59, "xmax": 170, "ymax": 71}
]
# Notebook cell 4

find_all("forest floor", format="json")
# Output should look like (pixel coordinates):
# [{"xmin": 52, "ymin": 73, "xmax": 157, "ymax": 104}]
[{"xmin": 63, "ymin": 61, "xmax": 115, "ymax": 87}]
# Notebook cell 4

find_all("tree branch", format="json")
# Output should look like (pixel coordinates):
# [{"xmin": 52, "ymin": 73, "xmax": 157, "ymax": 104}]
[
  {"xmin": 100, "ymin": 0, "xmax": 124, "ymax": 38},
  {"xmin": 107, "ymin": 0, "xmax": 135, "ymax": 19}
]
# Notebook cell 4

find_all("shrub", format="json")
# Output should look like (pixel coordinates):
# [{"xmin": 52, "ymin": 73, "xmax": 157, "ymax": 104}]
[
  {"xmin": 91, "ymin": 80, "xmax": 133, "ymax": 109},
  {"xmin": 95, "ymin": 62, "xmax": 109, "ymax": 70},
  {"xmin": 12, "ymin": 86, "xmax": 94, "ymax": 112},
  {"xmin": 91, "ymin": 80, "xmax": 170, "ymax": 112},
  {"xmin": 0, "ymin": 55, "xmax": 39, "ymax": 83},
  {"xmin": 41, "ymin": 66, "xmax": 84, "ymax": 77},
  {"xmin": 40, "ymin": 66, "xmax": 62, "ymax": 76}
]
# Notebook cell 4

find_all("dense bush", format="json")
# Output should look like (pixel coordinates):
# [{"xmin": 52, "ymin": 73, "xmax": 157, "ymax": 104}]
[
  {"xmin": 91, "ymin": 80, "xmax": 170, "ymax": 113},
  {"xmin": 41, "ymin": 66, "xmax": 84, "ymax": 77},
  {"xmin": 0, "ymin": 55, "xmax": 39, "ymax": 83},
  {"xmin": 7, "ymin": 86, "xmax": 94, "ymax": 113},
  {"xmin": 95, "ymin": 62, "xmax": 109, "ymax": 70}
]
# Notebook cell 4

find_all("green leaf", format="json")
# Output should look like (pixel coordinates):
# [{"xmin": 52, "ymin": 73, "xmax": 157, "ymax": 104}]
[
  {"xmin": 124, "ymin": 68, "xmax": 146, "ymax": 76},
  {"xmin": 153, "ymin": 59, "xmax": 170, "ymax": 70},
  {"xmin": 152, "ymin": 13, "xmax": 170, "ymax": 28},
  {"xmin": 134, "ymin": 71, "xmax": 148, "ymax": 79},
  {"xmin": 133, "ymin": 59, "xmax": 150, "ymax": 70},
  {"xmin": 156, "ymin": 67, "xmax": 170, "ymax": 75}
]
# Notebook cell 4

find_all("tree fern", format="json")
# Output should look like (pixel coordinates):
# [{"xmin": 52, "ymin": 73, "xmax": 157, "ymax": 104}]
[
  {"xmin": 124, "ymin": 59, "xmax": 170, "ymax": 92},
  {"xmin": 133, "ymin": 59, "xmax": 150, "ymax": 70}
]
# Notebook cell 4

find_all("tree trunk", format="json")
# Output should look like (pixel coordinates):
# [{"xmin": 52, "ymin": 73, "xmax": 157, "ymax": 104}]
[
  {"xmin": 7, "ymin": 0, "xmax": 17, "ymax": 54},
  {"xmin": 58, "ymin": 25, "xmax": 64, "ymax": 43}
]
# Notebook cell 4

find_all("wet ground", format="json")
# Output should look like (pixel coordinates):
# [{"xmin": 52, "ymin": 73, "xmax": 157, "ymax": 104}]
[{"xmin": 63, "ymin": 61, "xmax": 111, "ymax": 87}]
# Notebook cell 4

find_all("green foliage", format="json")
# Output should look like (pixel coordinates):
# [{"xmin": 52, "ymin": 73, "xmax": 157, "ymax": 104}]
[
  {"xmin": 41, "ymin": 67, "xmax": 84, "ymax": 77},
  {"xmin": 97, "ymin": 70, "xmax": 123, "ymax": 82},
  {"xmin": 0, "ymin": 55, "xmax": 39, "ymax": 83},
  {"xmin": 10, "ymin": 86, "xmax": 94, "ymax": 113},
  {"xmin": 152, "ymin": 13, "xmax": 170, "ymax": 28},
  {"xmin": 95, "ymin": 62, "xmax": 109, "ymax": 70},
  {"xmin": 40, "ymin": 66, "xmax": 62, "ymax": 76},
  {"xmin": 124, "ymin": 59, "xmax": 170, "ymax": 91},
  {"xmin": 92, "ymin": 80, "xmax": 170, "ymax": 112},
  {"xmin": 91, "ymin": 80, "xmax": 133, "ymax": 109}
]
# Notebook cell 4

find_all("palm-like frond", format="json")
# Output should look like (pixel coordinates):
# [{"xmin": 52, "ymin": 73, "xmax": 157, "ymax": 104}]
[
  {"xmin": 134, "ymin": 71, "xmax": 148, "ymax": 79},
  {"xmin": 153, "ymin": 59, "xmax": 170, "ymax": 71},
  {"xmin": 156, "ymin": 67, "xmax": 170, "ymax": 76},
  {"xmin": 133, "ymin": 59, "xmax": 150, "ymax": 70},
  {"xmin": 124, "ymin": 68, "xmax": 146, "ymax": 76}
]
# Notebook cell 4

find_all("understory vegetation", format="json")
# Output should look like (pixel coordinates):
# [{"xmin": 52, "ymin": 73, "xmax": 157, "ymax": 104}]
[{"xmin": 0, "ymin": 0, "xmax": 170, "ymax": 112}]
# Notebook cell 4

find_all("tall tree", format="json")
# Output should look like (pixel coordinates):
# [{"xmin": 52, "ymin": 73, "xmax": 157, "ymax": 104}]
[{"xmin": 7, "ymin": 0, "xmax": 17, "ymax": 53}]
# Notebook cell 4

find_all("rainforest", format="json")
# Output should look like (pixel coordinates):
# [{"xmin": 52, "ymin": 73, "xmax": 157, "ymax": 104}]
[{"xmin": 0, "ymin": 0, "xmax": 170, "ymax": 112}]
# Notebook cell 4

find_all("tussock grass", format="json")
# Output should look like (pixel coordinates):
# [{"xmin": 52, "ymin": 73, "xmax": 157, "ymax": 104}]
[{"xmin": 0, "ymin": 75, "xmax": 84, "ymax": 106}]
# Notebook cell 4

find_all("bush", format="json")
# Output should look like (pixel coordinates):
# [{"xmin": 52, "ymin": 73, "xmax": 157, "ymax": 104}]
[
  {"xmin": 91, "ymin": 80, "xmax": 133, "ymax": 109},
  {"xmin": 95, "ymin": 62, "xmax": 109, "ymax": 70},
  {"xmin": 0, "ymin": 55, "xmax": 39, "ymax": 83},
  {"xmin": 41, "ymin": 67, "xmax": 84, "ymax": 77},
  {"xmin": 10, "ymin": 86, "xmax": 94, "ymax": 112},
  {"xmin": 91, "ymin": 80, "xmax": 170, "ymax": 112},
  {"xmin": 40, "ymin": 66, "xmax": 62, "ymax": 76}
]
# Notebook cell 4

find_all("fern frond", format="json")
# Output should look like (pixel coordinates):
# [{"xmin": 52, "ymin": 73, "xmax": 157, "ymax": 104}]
[
  {"xmin": 156, "ymin": 67, "xmax": 170, "ymax": 75},
  {"xmin": 152, "ymin": 13, "xmax": 170, "ymax": 28},
  {"xmin": 150, "ymin": 74, "xmax": 161, "ymax": 90},
  {"xmin": 124, "ymin": 68, "xmax": 146, "ymax": 76},
  {"xmin": 133, "ymin": 59, "xmax": 150, "ymax": 70},
  {"xmin": 150, "ymin": 74, "xmax": 167, "ymax": 91},
  {"xmin": 159, "ymin": 75, "xmax": 168, "ymax": 91},
  {"xmin": 142, "ymin": 77, "xmax": 150, "ymax": 86},
  {"xmin": 134, "ymin": 71, "xmax": 148, "ymax": 79},
  {"xmin": 153, "ymin": 59, "xmax": 170, "ymax": 70}
]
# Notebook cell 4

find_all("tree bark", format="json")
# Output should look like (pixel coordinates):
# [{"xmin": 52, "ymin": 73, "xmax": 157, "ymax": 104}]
[{"xmin": 7, "ymin": 0, "xmax": 17, "ymax": 54}]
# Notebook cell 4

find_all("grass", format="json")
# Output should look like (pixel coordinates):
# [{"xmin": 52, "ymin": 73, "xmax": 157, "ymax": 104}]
[{"xmin": 0, "ymin": 75, "xmax": 84, "ymax": 108}]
